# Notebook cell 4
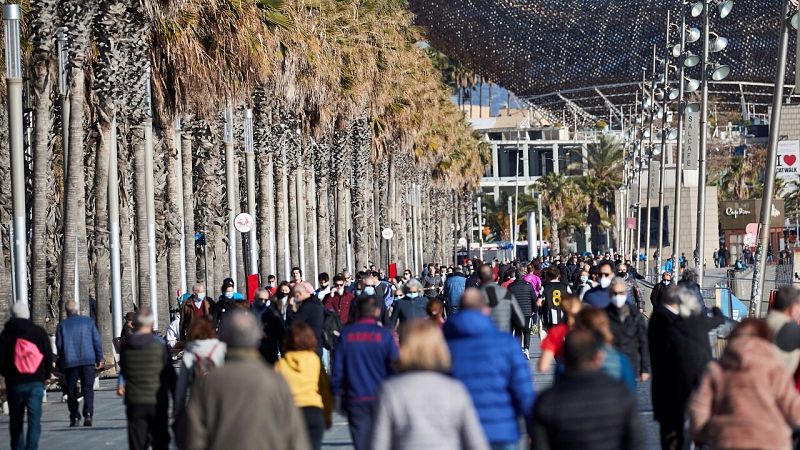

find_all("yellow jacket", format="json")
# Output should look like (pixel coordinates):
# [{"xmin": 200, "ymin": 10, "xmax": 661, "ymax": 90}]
[{"xmin": 275, "ymin": 350, "xmax": 333, "ymax": 423}]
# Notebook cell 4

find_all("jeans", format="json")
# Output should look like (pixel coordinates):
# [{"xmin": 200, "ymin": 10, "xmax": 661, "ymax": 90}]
[
  {"xmin": 126, "ymin": 403, "xmax": 170, "ymax": 450},
  {"xmin": 302, "ymin": 407, "xmax": 325, "ymax": 450},
  {"xmin": 346, "ymin": 401, "xmax": 376, "ymax": 450},
  {"xmin": 8, "ymin": 382, "xmax": 44, "ymax": 450},
  {"xmin": 64, "ymin": 365, "xmax": 95, "ymax": 420}
]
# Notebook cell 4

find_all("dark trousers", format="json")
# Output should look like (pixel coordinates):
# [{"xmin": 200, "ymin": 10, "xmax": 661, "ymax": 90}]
[
  {"xmin": 346, "ymin": 402, "xmax": 376, "ymax": 450},
  {"xmin": 8, "ymin": 382, "xmax": 44, "ymax": 450},
  {"xmin": 64, "ymin": 365, "xmax": 95, "ymax": 420},
  {"xmin": 126, "ymin": 403, "xmax": 170, "ymax": 450},
  {"xmin": 659, "ymin": 421, "xmax": 683, "ymax": 450},
  {"xmin": 522, "ymin": 315, "xmax": 534, "ymax": 350},
  {"xmin": 302, "ymin": 406, "xmax": 325, "ymax": 450}
]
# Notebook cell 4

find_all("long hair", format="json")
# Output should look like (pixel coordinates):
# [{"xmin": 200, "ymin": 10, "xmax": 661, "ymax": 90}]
[{"xmin": 399, "ymin": 320, "xmax": 451, "ymax": 373}]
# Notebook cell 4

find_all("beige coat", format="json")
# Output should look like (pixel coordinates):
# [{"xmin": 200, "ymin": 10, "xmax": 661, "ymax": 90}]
[
  {"xmin": 688, "ymin": 336, "xmax": 800, "ymax": 450},
  {"xmin": 187, "ymin": 350, "xmax": 310, "ymax": 450}
]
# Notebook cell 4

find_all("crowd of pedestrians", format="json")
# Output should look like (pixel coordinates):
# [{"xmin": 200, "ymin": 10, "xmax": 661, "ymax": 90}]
[{"xmin": 6, "ymin": 252, "xmax": 800, "ymax": 450}]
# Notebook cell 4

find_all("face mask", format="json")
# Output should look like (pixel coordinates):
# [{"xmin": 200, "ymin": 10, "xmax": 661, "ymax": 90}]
[
  {"xmin": 364, "ymin": 286, "xmax": 376, "ymax": 295},
  {"xmin": 617, "ymin": 272, "xmax": 628, "ymax": 279},
  {"xmin": 662, "ymin": 279, "xmax": 671, "ymax": 285},
  {"xmin": 612, "ymin": 294, "xmax": 627, "ymax": 308},
  {"xmin": 580, "ymin": 275, "xmax": 589, "ymax": 283},
  {"xmin": 337, "ymin": 287, "xmax": 344, "ymax": 295},
  {"xmin": 277, "ymin": 291, "xmax": 287, "ymax": 299},
  {"xmin": 197, "ymin": 292, "xmax": 206, "ymax": 300},
  {"xmin": 265, "ymin": 283, "xmax": 272, "ymax": 288},
  {"xmin": 355, "ymin": 290, "xmax": 362, "ymax": 296},
  {"xmin": 224, "ymin": 292, "xmax": 234, "ymax": 299},
  {"xmin": 408, "ymin": 292, "xmax": 419, "ymax": 299},
  {"xmin": 599, "ymin": 277, "xmax": 612, "ymax": 289},
  {"xmin": 396, "ymin": 293, "xmax": 405, "ymax": 299}
]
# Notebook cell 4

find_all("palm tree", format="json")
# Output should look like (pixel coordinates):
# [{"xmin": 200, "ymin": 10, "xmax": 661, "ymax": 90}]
[
  {"xmin": 59, "ymin": 0, "xmax": 98, "ymax": 316},
  {"xmin": 719, "ymin": 155, "xmax": 757, "ymax": 200},
  {"xmin": 534, "ymin": 173, "xmax": 589, "ymax": 253},
  {"xmin": 29, "ymin": 0, "xmax": 57, "ymax": 327}
]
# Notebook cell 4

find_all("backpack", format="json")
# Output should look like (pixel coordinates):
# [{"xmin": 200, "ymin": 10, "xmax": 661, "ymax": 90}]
[
  {"xmin": 192, "ymin": 343, "xmax": 219, "ymax": 381},
  {"xmin": 322, "ymin": 309, "xmax": 343, "ymax": 351},
  {"xmin": 14, "ymin": 338, "xmax": 43, "ymax": 375}
]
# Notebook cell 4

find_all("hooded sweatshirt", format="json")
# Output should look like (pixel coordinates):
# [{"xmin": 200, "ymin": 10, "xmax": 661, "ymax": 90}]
[
  {"xmin": 689, "ymin": 336, "xmax": 800, "ymax": 450},
  {"xmin": 275, "ymin": 350, "xmax": 333, "ymax": 421},
  {"xmin": 174, "ymin": 338, "xmax": 227, "ymax": 415}
]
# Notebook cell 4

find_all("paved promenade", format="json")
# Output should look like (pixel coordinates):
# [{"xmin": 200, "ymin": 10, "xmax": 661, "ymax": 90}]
[{"xmin": 0, "ymin": 336, "xmax": 659, "ymax": 449}]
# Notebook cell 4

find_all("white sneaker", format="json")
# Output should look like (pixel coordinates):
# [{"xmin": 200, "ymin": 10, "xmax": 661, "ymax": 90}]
[{"xmin": 522, "ymin": 349, "xmax": 530, "ymax": 360}]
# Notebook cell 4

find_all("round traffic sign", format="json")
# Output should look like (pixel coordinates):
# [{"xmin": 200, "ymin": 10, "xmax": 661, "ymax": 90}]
[
  {"xmin": 381, "ymin": 227, "xmax": 394, "ymax": 240},
  {"xmin": 235, "ymin": 213, "xmax": 254, "ymax": 233}
]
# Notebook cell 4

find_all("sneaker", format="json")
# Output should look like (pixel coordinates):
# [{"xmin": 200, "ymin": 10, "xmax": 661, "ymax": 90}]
[
  {"xmin": 70, "ymin": 418, "xmax": 80, "ymax": 427},
  {"xmin": 84, "ymin": 417, "xmax": 92, "ymax": 427},
  {"xmin": 522, "ymin": 349, "xmax": 530, "ymax": 360}
]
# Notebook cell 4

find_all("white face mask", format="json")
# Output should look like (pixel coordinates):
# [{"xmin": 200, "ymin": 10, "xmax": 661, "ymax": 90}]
[
  {"xmin": 337, "ymin": 287, "xmax": 344, "ymax": 295},
  {"xmin": 599, "ymin": 277, "xmax": 612, "ymax": 289},
  {"xmin": 662, "ymin": 279, "xmax": 671, "ymax": 285},
  {"xmin": 580, "ymin": 275, "xmax": 589, "ymax": 283},
  {"xmin": 197, "ymin": 292, "xmax": 206, "ymax": 300},
  {"xmin": 612, "ymin": 294, "xmax": 627, "ymax": 308},
  {"xmin": 364, "ymin": 286, "xmax": 376, "ymax": 296},
  {"xmin": 408, "ymin": 292, "xmax": 420, "ymax": 299},
  {"xmin": 224, "ymin": 292, "xmax": 234, "ymax": 299}
]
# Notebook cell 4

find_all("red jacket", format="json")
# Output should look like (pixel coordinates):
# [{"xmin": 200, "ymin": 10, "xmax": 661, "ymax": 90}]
[{"xmin": 324, "ymin": 291, "xmax": 355, "ymax": 325}]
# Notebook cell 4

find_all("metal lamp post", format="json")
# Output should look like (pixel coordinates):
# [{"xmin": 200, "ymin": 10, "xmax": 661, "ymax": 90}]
[
  {"xmin": 224, "ymin": 102, "xmax": 238, "ymax": 287},
  {"xmin": 4, "ymin": 4, "xmax": 26, "ymax": 304},
  {"xmin": 144, "ymin": 78, "xmax": 158, "ymax": 329},
  {"xmin": 243, "ymin": 108, "xmax": 259, "ymax": 276},
  {"xmin": 750, "ymin": 0, "xmax": 791, "ymax": 316},
  {"xmin": 671, "ymin": 3, "xmax": 689, "ymax": 280}
]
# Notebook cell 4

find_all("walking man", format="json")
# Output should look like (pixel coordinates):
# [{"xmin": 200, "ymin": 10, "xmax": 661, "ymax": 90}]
[
  {"xmin": 118, "ymin": 307, "xmax": 176, "ymax": 450},
  {"xmin": 56, "ymin": 300, "xmax": 103, "ymax": 427},
  {"xmin": 332, "ymin": 296, "xmax": 399, "ymax": 450},
  {"xmin": 179, "ymin": 282, "xmax": 213, "ymax": 342},
  {"xmin": 0, "ymin": 302, "xmax": 52, "ymax": 450}
]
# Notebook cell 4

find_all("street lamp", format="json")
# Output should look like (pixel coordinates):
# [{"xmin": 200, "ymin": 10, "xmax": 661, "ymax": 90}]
[
  {"xmin": 4, "ymin": 4, "xmax": 26, "ymax": 304},
  {"xmin": 693, "ymin": 0, "xmax": 733, "ymax": 287},
  {"xmin": 243, "ymin": 108, "xmax": 259, "ymax": 277},
  {"xmin": 224, "ymin": 101, "xmax": 238, "ymax": 287},
  {"xmin": 750, "ymin": 0, "xmax": 792, "ymax": 316}
]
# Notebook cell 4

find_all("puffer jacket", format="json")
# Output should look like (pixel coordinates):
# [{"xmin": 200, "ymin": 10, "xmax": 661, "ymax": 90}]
[
  {"xmin": 55, "ymin": 315, "xmax": 103, "ymax": 369},
  {"xmin": 507, "ymin": 279, "xmax": 536, "ymax": 317},
  {"xmin": 689, "ymin": 336, "xmax": 800, "ymax": 450},
  {"xmin": 444, "ymin": 310, "xmax": 535, "ymax": 444}
]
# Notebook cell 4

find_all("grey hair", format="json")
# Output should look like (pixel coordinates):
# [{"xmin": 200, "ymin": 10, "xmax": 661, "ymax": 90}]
[
  {"xmin": 403, "ymin": 278, "xmax": 423, "ymax": 294},
  {"xmin": 675, "ymin": 287, "xmax": 702, "ymax": 318},
  {"xmin": 681, "ymin": 268, "xmax": 699, "ymax": 284},
  {"xmin": 192, "ymin": 282, "xmax": 205, "ymax": 293},
  {"xmin": 218, "ymin": 311, "xmax": 263, "ymax": 348},
  {"xmin": 65, "ymin": 300, "xmax": 79, "ymax": 316},
  {"xmin": 134, "ymin": 307, "xmax": 155, "ymax": 328},
  {"xmin": 609, "ymin": 277, "xmax": 628, "ymax": 292}
]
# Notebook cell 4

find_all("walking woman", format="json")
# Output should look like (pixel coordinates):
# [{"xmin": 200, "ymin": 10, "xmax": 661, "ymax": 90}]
[
  {"xmin": 173, "ymin": 317, "xmax": 226, "ymax": 449},
  {"xmin": 371, "ymin": 320, "xmax": 488, "ymax": 450},
  {"xmin": 275, "ymin": 322, "xmax": 333, "ymax": 450},
  {"xmin": 260, "ymin": 281, "xmax": 292, "ymax": 363}
]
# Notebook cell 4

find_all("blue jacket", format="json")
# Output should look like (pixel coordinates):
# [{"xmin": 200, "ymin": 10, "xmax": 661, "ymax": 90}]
[
  {"xmin": 56, "ymin": 315, "xmax": 103, "ymax": 369},
  {"xmin": 443, "ymin": 310, "xmax": 535, "ymax": 444},
  {"xmin": 332, "ymin": 318, "xmax": 398, "ymax": 406},
  {"xmin": 444, "ymin": 273, "xmax": 467, "ymax": 309}
]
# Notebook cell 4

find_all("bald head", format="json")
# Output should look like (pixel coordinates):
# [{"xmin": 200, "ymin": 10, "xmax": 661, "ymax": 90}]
[
  {"xmin": 460, "ymin": 288, "xmax": 488, "ymax": 314},
  {"xmin": 219, "ymin": 311, "xmax": 263, "ymax": 349}
]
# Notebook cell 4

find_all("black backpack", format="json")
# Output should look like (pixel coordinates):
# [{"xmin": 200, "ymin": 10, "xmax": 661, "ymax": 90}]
[{"xmin": 322, "ymin": 310, "xmax": 343, "ymax": 351}]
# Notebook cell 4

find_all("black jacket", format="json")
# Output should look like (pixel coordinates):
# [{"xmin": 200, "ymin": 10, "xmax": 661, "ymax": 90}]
[
  {"xmin": 532, "ymin": 370, "xmax": 642, "ymax": 450},
  {"xmin": 648, "ymin": 305, "xmax": 724, "ymax": 425},
  {"xmin": 465, "ymin": 272, "xmax": 481, "ymax": 289},
  {"xmin": 508, "ymin": 278, "xmax": 536, "ymax": 317},
  {"xmin": 290, "ymin": 297, "xmax": 324, "ymax": 356},
  {"xmin": 259, "ymin": 303, "xmax": 290, "ymax": 364},
  {"xmin": 606, "ymin": 304, "xmax": 650, "ymax": 375},
  {"xmin": 0, "ymin": 318, "xmax": 52, "ymax": 386}
]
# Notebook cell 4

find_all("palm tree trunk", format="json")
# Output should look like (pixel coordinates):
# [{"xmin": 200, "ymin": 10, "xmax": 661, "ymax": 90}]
[
  {"xmin": 258, "ymin": 153, "xmax": 275, "ymax": 277},
  {"xmin": 275, "ymin": 160, "xmax": 289, "ymax": 281},
  {"xmin": 0, "ymin": 101, "xmax": 9, "ymax": 325},
  {"xmin": 132, "ymin": 127, "xmax": 150, "ymax": 307},
  {"xmin": 60, "ymin": 66, "xmax": 91, "ymax": 316},
  {"xmin": 182, "ymin": 135, "xmax": 196, "ymax": 288},
  {"xmin": 316, "ymin": 169, "xmax": 332, "ymax": 275},
  {"xmin": 288, "ymin": 169, "xmax": 300, "ymax": 269},
  {"xmin": 165, "ymin": 127, "xmax": 183, "ymax": 311},
  {"xmin": 305, "ymin": 169, "xmax": 317, "ymax": 282},
  {"xmin": 30, "ymin": 50, "xmax": 53, "ymax": 327},
  {"xmin": 351, "ymin": 119, "xmax": 370, "ymax": 271},
  {"xmin": 117, "ymin": 133, "xmax": 135, "ymax": 313},
  {"xmin": 333, "ymin": 126, "xmax": 350, "ymax": 273},
  {"xmin": 94, "ymin": 121, "xmax": 113, "ymax": 364}
]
